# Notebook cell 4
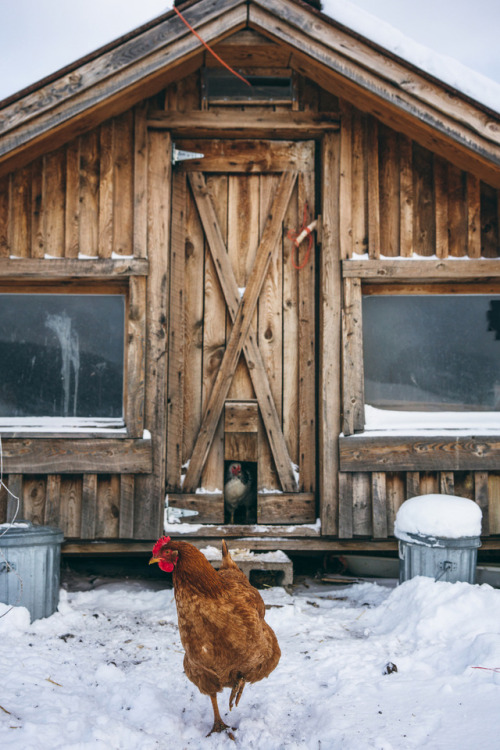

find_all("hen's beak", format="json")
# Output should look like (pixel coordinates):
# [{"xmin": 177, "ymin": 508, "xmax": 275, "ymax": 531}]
[{"xmin": 149, "ymin": 557, "xmax": 160, "ymax": 565}]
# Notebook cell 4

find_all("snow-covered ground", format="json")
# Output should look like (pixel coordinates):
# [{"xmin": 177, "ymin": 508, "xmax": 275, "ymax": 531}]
[{"xmin": 1, "ymin": 571, "xmax": 500, "ymax": 749}]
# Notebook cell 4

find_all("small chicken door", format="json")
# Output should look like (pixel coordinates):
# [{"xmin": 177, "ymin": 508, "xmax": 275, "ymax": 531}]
[{"xmin": 165, "ymin": 139, "xmax": 316, "ymax": 526}]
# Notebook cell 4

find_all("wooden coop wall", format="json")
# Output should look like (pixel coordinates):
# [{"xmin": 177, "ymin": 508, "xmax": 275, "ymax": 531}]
[
  {"xmin": 0, "ymin": 51, "xmax": 499, "ymax": 548},
  {"xmin": 336, "ymin": 100, "xmax": 500, "ymax": 543}
]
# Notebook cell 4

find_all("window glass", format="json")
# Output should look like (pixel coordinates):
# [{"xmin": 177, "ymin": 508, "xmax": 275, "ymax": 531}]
[
  {"xmin": 0, "ymin": 294, "xmax": 124, "ymax": 420},
  {"xmin": 363, "ymin": 295, "xmax": 500, "ymax": 411}
]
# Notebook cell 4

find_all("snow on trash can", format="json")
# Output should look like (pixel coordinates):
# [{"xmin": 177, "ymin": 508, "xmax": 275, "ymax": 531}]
[
  {"xmin": 0, "ymin": 521, "xmax": 64, "ymax": 621},
  {"xmin": 394, "ymin": 494, "xmax": 482, "ymax": 584}
]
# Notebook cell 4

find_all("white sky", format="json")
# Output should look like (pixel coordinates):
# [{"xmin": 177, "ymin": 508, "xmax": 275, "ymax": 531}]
[{"xmin": 0, "ymin": 0, "xmax": 499, "ymax": 102}]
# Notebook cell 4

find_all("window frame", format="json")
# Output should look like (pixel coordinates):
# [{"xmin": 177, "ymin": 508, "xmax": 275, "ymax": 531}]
[
  {"xmin": 339, "ymin": 262, "xmax": 500, "ymax": 473},
  {"xmin": 0, "ymin": 274, "xmax": 145, "ymax": 440}
]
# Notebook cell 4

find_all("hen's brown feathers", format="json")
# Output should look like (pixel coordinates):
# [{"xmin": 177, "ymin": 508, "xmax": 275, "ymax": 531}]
[{"xmin": 166, "ymin": 539, "xmax": 280, "ymax": 701}]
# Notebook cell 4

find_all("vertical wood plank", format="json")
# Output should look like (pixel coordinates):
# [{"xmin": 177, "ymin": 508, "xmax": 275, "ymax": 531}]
[
  {"xmin": 65, "ymin": 139, "xmax": 80, "ymax": 258},
  {"xmin": 96, "ymin": 475, "xmax": 120, "ymax": 538},
  {"xmin": 434, "ymin": 156, "xmax": 449, "ymax": 259},
  {"xmin": 338, "ymin": 472, "xmax": 353, "ymax": 538},
  {"xmin": 479, "ymin": 183, "xmax": 498, "ymax": 258},
  {"xmin": 0, "ymin": 174, "xmax": 11, "ymax": 256},
  {"xmin": 44, "ymin": 150, "xmax": 66, "ymax": 257},
  {"xmin": 352, "ymin": 472, "xmax": 371, "ymax": 536},
  {"xmin": 413, "ymin": 143, "xmax": 435, "ymax": 256},
  {"xmin": 448, "ymin": 164, "xmax": 467, "ymax": 257},
  {"xmin": 165, "ymin": 169, "xmax": 186, "ymax": 491},
  {"xmin": 298, "ymin": 172, "xmax": 316, "ymax": 493},
  {"xmin": 0, "ymin": 484, "xmax": 6, "ymax": 523},
  {"xmin": 119, "ymin": 475, "xmax": 135, "ymax": 538},
  {"xmin": 98, "ymin": 119, "xmax": 114, "ymax": 258},
  {"xmin": 467, "ymin": 173, "xmax": 481, "ymax": 258},
  {"xmin": 45, "ymin": 475, "xmax": 61, "ymax": 527},
  {"xmin": 319, "ymin": 132, "xmax": 341, "ymax": 535},
  {"xmin": 131, "ymin": 130, "xmax": 169, "ymax": 535},
  {"xmin": 342, "ymin": 277, "xmax": 364, "ymax": 435},
  {"xmin": 420, "ymin": 472, "xmax": 438, "ymax": 495},
  {"xmin": 439, "ymin": 471, "xmax": 454, "ymax": 495},
  {"xmin": 11, "ymin": 167, "xmax": 31, "ymax": 257},
  {"xmin": 406, "ymin": 472, "xmax": 420, "ymax": 499},
  {"xmin": 475, "ymin": 472, "xmax": 489, "ymax": 535},
  {"xmin": 372, "ymin": 472, "xmax": 388, "ymax": 538},
  {"xmin": 399, "ymin": 135, "xmax": 413, "ymax": 257},
  {"xmin": 133, "ymin": 104, "xmax": 148, "ymax": 259},
  {"xmin": 283, "ymin": 169, "xmax": 299, "ymax": 473},
  {"xmin": 258, "ymin": 173, "xmax": 281, "ymax": 491},
  {"xmin": 126, "ymin": 275, "xmax": 146, "ymax": 437},
  {"xmin": 113, "ymin": 111, "xmax": 134, "ymax": 256},
  {"xmin": 201, "ymin": 175, "xmax": 226, "ymax": 492},
  {"xmin": 227, "ymin": 174, "xmax": 259, "ymax": 400},
  {"xmin": 386, "ymin": 473, "xmax": 405, "ymax": 536},
  {"xmin": 31, "ymin": 158, "xmax": 44, "ymax": 258},
  {"xmin": 6, "ymin": 475, "xmax": 23, "ymax": 520},
  {"xmin": 339, "ymin": 100, "xmax": 353, "ymax": 259},
  {"xmin": 351, "ymin": 110, "xmax": 367, "ymax": 256},
  {"xmin": 81, "ymin": 474, "xmax": 98, "ymax": 538},
  {"xmin": 367, "ymin": 117, "xmax": 380, "ymax": 259},
  {"xmin": 488, "ymin": 474, "xmax": 500, "ymax": 535},
  {"xmin": 79, "ymin": 131, "xmax": 99, "ymax": 257},
  {"xmin": 60, "ymin": 477, "xmax": 82, "ymax": 538},
  {"xmin": 379, "ymin": 125, "xmax": 399, "ymax": 256},
  {"xmin": 23, "ymin": 478, "xmax": 46, "ymax": 526}
]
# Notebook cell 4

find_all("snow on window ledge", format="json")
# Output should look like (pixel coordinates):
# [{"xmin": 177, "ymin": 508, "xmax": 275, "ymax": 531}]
[
  {"xmin": 355, "ymin": 405, "xmax": 500, "ymax": 436},
  {"xmin": 0, "ymin": 417, "xmax": 127, "ymax": 434}
]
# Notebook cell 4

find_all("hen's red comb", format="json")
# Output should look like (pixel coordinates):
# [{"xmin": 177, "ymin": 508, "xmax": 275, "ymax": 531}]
[{"xmin": 152, "ymin": 536, "xmax": 171, "ymax": 558}]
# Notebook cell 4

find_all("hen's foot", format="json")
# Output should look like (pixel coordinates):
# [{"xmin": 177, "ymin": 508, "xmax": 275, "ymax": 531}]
[
  {"xmin": 229, "ymin": 677, "xmax": 246, "ymax": 710},
  {"xmin": 207, "ymin": 719, "xmax": 236, "ymax": 740}
]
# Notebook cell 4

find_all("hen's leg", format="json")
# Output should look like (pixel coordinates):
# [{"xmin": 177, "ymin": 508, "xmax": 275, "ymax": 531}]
[
  {"xmin": 229, "ymin": 677, "xmax": 246, "ymax": 710},
  {"xmin": 208, "ymin": 694, "xmax": 234, "ymax": 738}
]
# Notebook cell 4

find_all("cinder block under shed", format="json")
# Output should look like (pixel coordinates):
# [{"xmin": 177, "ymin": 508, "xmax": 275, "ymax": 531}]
[{"xmin": 202, "ymin": 546, "xmax": 293, "ymax": 587}]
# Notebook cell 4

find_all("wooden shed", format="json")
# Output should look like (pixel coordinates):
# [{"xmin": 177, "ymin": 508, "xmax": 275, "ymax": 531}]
[{"xmin": 0, "ymin": 0, "xmax": 499, "ymax": 556}]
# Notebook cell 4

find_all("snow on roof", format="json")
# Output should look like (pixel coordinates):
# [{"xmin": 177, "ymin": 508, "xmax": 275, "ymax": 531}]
[{"xmin": 320, "ymin": 0, "xmax": 500, "ymax": 113}]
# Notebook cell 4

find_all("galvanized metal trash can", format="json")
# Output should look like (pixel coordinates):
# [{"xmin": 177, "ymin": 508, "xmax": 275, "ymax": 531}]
[
  {"xmin": 0, "ymin": 521, "xmax": 64, "ymax": 621},
  {"xmin": 394, "ymin": 494, "xmax": 482, "ymax": 585}
]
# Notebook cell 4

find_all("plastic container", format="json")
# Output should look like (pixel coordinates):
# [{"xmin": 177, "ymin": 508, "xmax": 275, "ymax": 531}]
[{"xmin": 0, "ymin": 521, "xmax": 64, "ymax": 621}]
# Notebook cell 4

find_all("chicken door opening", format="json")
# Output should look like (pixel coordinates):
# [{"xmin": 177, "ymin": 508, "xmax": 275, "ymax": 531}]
[{"xmin": 224, "ymin": 461, "xmax": 257, "ymax": 525}]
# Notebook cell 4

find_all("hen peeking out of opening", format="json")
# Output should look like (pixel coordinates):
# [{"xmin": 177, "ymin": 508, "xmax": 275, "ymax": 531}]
[{"xmin": 224, "ymin": 461, "xmax": 257, "ymax": 525}]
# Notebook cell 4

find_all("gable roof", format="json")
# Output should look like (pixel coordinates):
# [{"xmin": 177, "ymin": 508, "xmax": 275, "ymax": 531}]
[{"xmin": 1, "ymin": 0, "xmax": 499, "ymax": 185}]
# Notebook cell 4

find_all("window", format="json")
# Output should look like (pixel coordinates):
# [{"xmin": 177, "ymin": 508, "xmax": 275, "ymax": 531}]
[
  {"xmin": 363, "ymin": 294, "xmax": 500, "ymax": 413},
  {"xmin": 0, "ymin": 291, "xmax": 125, "ymax": 429}
]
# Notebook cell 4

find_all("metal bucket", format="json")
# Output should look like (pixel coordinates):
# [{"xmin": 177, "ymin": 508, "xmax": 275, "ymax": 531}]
[
  {"xmin": 0, "ymin": 521, "xmax": 64, "ymax": 621},
  {"xmin": 398, "ymin": 531, "xmax": 481, "ymax": 584}
]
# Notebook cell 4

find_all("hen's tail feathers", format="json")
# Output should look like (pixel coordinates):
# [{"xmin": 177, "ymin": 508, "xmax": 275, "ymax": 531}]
[{"xmin": 221, "ymin": 540, "xmax": 239, "ymax": 571}]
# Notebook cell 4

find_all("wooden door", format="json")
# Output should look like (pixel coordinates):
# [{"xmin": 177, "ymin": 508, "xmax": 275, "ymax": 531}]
[{"xmin": 166, "ymin": 139, "xmax": 316, "ymax": 525}]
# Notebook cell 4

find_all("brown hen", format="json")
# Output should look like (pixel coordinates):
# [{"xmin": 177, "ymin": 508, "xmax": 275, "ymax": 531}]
[{"xmin": 149, "ymin": 536, "xmax": 280, "ymax": 737}]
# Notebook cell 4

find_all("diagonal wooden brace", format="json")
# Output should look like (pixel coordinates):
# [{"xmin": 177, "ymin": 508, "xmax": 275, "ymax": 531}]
[{"xmin": 183, "ymin": 171, "xmax": 298, "ymax": 493}]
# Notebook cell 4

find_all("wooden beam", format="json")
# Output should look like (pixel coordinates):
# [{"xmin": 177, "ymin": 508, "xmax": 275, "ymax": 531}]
[
  {"xmin": 0, "ymin": 439, "xmax": 152, "ymax": 474},
  {"xmin": 148, "ymin": 110, "xmax": 339, "ymax": 137},
  {"xmin": 341, "ymin": 277, "xmax": 364, "ymax": 435},
  {"xmin": 340, "ymin": 435, "xmax": 500, "ymax": 472},
  {"xmin": 342, "ymin": 259, "xmax": 500, "ymax": 281},
  {"xmin": 318, "ymin": 132, "xmax": 341, "ymax": 536},
  {"xmin": 175, "ymin": 139, "xmax": 315, "ymax": 173},
  {"xmin": 0, "ymin": 257, "xmax": 148, "ymax": 278}
]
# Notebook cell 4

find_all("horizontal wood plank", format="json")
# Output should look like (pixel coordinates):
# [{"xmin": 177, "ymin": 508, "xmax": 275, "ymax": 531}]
[
  {"xmin": 342, "ymin": 259, "xmax": 500, "ymax": 280},
  {"xmin": 167, "ymin": 493, "xmax": 224, "ymax": 524},
  {"xmin": 148, "ymin": 110, "xmax": 339, "ymax": 136},
  {"xmin": 340, "ymin": 436, "xmax": 500, "ymax": 472},
  {"xmin": 258, "ymin": 493, "xmax": 316, "ymax": 524},
  {"xmin": 0, "ymin": 257, "xmax": 148, "ymax": 278},
  {"xmin": 0, "ymin": 439, "xmax": 152, "ymax": 474},
  {"xmin": 175, "ymin": 139, "xmax": 315, "ymax": 173}
]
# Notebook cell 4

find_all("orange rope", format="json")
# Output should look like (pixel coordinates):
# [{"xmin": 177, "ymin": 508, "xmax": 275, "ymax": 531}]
[
  {"xmin": 288, "ymin": 203, "xmax": 314, "ymax": 271},
  {"xmin": 173, "ymin": 5, "xmax": 251, "ymax": 87}
]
